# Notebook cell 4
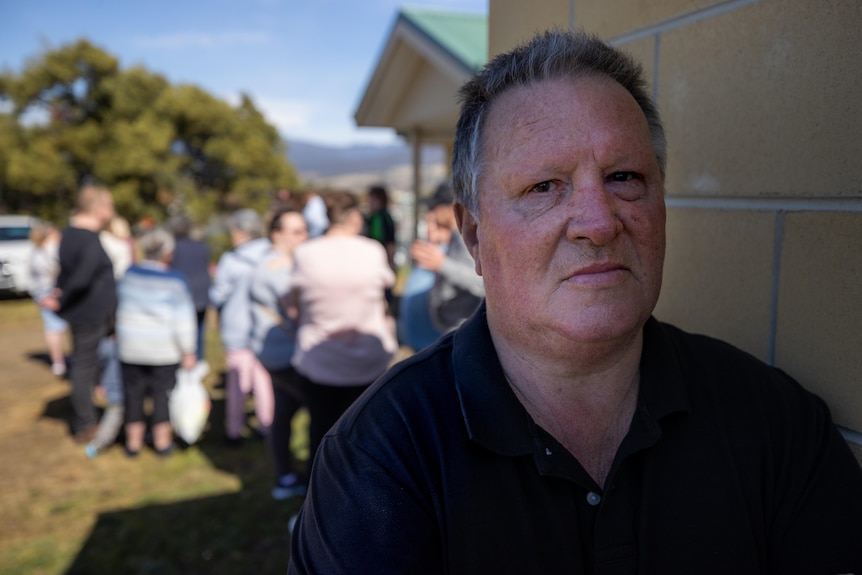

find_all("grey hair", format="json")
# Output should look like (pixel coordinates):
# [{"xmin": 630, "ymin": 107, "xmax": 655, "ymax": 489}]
[
  {"xmin": 452, "ymin": 29, "xmax": 667, "ymax": 214},
  {"xmin": 167, "ymin": 213, "xmax": 193, "ymax": 239},
  {"xmin": 227, "ymin": 208, "xmax": 263, "ymax": 239},
  {"xmin": 139, "ymin": 228, "xmax": 175, "ymax": 262}
]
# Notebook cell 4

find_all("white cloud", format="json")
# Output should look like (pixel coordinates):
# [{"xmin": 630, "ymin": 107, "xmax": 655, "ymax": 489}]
[
  {"xmin": 236, "ymin": 93, "xmax": 397, "ymax": 145},
  {"xmin": 252, "ymin": 95, "xmax": 313, "ymax": 133},
  {"xmin": 134, "ymin": 30, "xmax": 273, "ymax": 50}
]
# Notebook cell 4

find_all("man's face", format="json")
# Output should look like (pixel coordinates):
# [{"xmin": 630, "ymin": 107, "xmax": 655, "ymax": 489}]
[
  {"xmin": 459, "ymin": 75, "xmax": 666, "ymax": 349},
  {"xmin": 368, "ymin": 194, "xmax": 383, "ymax": 213},
  {"xmin": 273, "ymin": 212, "xmax": 308, "ymax": 253},
  {"xmin": 432, "ymin": 204, "xmax": 457, "ymax": 231}
]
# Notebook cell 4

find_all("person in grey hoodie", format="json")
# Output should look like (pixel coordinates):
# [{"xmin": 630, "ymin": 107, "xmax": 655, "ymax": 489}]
[
  {"xmin": 410, "ymin": 181, "xmax": 485, "ymax": 334},
  {"xmin": 209, "ymin": 209, "xmax": 273, "ymax": 444}
]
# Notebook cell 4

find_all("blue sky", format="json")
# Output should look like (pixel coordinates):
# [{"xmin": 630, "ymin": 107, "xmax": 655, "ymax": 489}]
[{"xmin": 0, "ymin": 0, "xmax": 487, "ymax": 147}]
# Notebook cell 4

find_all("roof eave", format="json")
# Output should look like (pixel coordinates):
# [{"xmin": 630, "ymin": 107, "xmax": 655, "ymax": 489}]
[{"xmin": 354, "ymin": 12, "xmax": 478, "ymax": 129}]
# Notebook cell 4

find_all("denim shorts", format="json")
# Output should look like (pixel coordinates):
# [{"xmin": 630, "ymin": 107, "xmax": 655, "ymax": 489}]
[{"xmin": 40, "ymin": 307, "xmax": 68, "ymax": 333}]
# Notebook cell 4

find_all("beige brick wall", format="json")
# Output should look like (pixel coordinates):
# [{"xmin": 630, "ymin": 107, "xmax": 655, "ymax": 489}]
[
  {"xmin": 489, "ymin": 0, "xmax": 569, "ymax": 55},
  {"xmin": 655, "ymin": 208, "xmax": 775, "ymax": 361},
  {"xmin": 775, "ymin": 212, "xmax": 862, "ymax": 430},
  {"xmin": 488, "ymin": 0, "xmax": 862, "ymax": 444},
  {"xmin": 659, "ymin": 0, "xmax": 862, "ymax": 198}
]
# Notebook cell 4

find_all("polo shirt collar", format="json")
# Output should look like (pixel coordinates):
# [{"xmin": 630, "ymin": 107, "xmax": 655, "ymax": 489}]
[
  {"xmin": 638, "ymin": 317, "xmax": 691, "ymax": 423},
  {"xmin": 451, "ymin": 305, "xmax": 690, "ymax": 459},
  {"xmin": 452, "ymin": 304, "xmax": 534, "ymax": 457}
]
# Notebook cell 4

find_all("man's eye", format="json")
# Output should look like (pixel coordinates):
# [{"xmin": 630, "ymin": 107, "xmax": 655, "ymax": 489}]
[
  {"xmin": 529, "ymin": 181, "xmax": 556, "ymax": 194},
  {"xmin": 608, "ymin": 172, "xmax": 639, "ymax": 183}
]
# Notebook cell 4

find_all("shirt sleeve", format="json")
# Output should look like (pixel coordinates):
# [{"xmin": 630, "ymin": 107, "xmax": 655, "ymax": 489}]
[
  {"xmin": 288, "ymin": 434, "xmax": 442, "ymax": 575},
  {"xmin": 208, "ymin": 253, "xmax": 235, "ymax": 308},
  {"xmin": 767, "ymin": 388, "xmax": 862, "ymax": 572},
  {"xmin": 173, "ymin": 279, "xmax": 198, "ymax": 356}
]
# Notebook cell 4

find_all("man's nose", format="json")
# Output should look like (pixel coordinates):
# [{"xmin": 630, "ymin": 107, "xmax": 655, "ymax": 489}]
[{"xmin": 564, "ymin": 179, "xmax": 622, "ymax": 246}]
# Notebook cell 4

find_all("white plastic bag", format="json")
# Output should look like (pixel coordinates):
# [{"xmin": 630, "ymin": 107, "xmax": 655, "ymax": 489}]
[{"xmin": 169, "ymin": 362, "xmax": 211, "ymax": 445}]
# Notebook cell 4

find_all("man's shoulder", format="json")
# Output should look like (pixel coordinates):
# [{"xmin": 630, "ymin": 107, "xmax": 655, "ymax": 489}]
[
  {"xmin": 58, "ymin": 226, "xmax": 106, "ymax": 267},
  {"xmin": 650, "ymin": 319, "xmax": 820, "ymax": 417},
  {"xmin": 334, "ymin": 336, "xmax": 459, "ymax": 436},
  {"xmin": 175, "ymin": 237, "xmax": 209, "ymax": 257},
  {"xmin": 60, "ymin": 225, "xmax": 98, "ymax": 245},
  {"xmin": 653, "ymin": 320, "xmax": 783, "ymax": 379}
]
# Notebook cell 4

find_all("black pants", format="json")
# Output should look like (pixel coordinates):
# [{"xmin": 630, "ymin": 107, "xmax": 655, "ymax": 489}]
[
  {"xmin": 298, "ymin": 372, "xmax": 370, "ymax": 474},
  {"xmin": 122, "ymin": 362, "xmax": 179, "ymax": 425},
  {"xmin": 69, "ymin": 321, "xmax": 111, "ymax": 433},
  {"xmin": 194, "ymin": 309, "xmax": 207, "ymax": 361},
  {"xmin": 268, "ymin": 366, "xmax": 305, "ymax": 478}
]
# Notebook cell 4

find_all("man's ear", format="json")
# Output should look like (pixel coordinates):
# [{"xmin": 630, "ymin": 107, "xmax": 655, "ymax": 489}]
[{"xmin": 454, "ymin": 202, "xmax": 482, "ymax": 276}]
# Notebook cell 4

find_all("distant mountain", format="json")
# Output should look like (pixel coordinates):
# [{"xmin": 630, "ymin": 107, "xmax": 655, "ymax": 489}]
[{"xmin": 285, "ymin": 139, "xmax": 445, "ymax": 179}]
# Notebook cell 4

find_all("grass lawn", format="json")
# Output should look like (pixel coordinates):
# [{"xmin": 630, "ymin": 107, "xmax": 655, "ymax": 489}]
[{"xmin": 0, "ymin": 298, "xmax": 308, "ymax": 574}]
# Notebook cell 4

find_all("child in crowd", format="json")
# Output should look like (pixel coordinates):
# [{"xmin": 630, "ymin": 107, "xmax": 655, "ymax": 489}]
[
  {"xmin": 83, "ymin": 336, "xmax": 125, "ymax": 457},
  {"xmin": 27, "ymin": 221, "xmax": 68, "ymax": 376}
]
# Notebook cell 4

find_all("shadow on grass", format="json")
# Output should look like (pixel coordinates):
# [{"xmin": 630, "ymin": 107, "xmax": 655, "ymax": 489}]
[
  {"xmin": 0, "ymin": 291, "xmax": 30, "ymax": 302},
  {"xmin": 64, "ymin": 480, "xmax": 300, "ymax": 575},
  {"xmin": 27, "ymin": 350, "xmax": 53, "ymax": 369},
  {"xmin": 53, "ymin": 370, "xmax": 304, "ymax": 575}
]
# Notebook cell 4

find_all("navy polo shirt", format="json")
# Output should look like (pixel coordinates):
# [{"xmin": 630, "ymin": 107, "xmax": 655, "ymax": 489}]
[{"xmin": 289, "ymin": 305, "xmax": 862, "ymax": 574}]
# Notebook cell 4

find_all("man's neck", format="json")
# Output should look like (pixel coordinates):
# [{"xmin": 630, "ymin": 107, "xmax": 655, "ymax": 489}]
[
  {"xmin": 491, "ymin": 323, "xmax": 644, "ymax": 486},
  {"xmin": 70, "ymin": 213, "xmax": 103, "ymax": 232},
  {"xmin": 326, "ymin": 223, "xmax": 357, "ymax": 237}
]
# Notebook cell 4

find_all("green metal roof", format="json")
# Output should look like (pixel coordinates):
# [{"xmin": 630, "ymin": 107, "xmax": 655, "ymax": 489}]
[{"xmin": 399, "ymin": 6, "xmax": 488, "ymax": 73}]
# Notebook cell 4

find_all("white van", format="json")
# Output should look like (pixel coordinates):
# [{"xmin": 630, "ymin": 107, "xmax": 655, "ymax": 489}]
[{"xmin": 0, "ymin": 215, "xmax": 36, "ymax": 296}]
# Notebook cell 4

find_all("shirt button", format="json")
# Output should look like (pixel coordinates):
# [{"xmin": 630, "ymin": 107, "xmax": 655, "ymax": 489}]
[{"xmin": 586, "ymin": 491, "xmax": 601, "ymax": 506}]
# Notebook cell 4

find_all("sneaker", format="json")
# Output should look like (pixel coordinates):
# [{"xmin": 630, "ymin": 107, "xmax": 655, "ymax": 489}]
[
  {"xmin": 52, "ymin": 363, "xmax": 67, "ymax": 376},
  {"xmin": 154, "ymin": 443, "xmax": 175, "ymax": 458},
  {"xmin": 272, "ymin": 473, "xmax": 308, "ymax": 500},
  {"xmin": 224, "ymin": 436, "xmax": 244, "ymax": 448}
]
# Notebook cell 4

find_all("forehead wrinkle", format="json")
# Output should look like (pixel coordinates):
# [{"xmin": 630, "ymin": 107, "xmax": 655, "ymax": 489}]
[{"xmin": 492, "ymin": 111, "xmax": 578, "ymax": 178}]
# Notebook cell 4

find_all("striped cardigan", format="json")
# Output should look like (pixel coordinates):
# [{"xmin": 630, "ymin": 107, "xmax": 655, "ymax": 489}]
[{"xmin": 116, "ymin": 261, "xmax": 197, "ymax": 365}]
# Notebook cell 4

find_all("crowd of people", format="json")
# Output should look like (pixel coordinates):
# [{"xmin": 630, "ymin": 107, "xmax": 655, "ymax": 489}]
[{"xmin": 28, "ymin": 178, "xmax": 482, "ymax": 502}]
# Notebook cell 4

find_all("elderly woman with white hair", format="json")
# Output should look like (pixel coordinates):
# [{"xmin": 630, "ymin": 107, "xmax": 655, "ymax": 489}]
[{"xmin": 115, "ymin": 227, "xmax": 197, "ymax": 457}]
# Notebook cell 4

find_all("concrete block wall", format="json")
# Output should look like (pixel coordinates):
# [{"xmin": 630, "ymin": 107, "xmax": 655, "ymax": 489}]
[{"xmin": 489, "ymin": 0, "xmax": 862, "ymax": 459}]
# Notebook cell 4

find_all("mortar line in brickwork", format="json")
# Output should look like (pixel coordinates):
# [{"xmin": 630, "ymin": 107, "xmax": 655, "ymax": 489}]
[
  {"xmin": 610, "ymin": 0, "xmax": 762, "ymax": 46},
  {"xmin": 767, "ymin": 211, "xmax": 785, "ymax": 366},
  {"xmin": 665, "ymin": 197, "xmax": 862, "ymax": 213}
]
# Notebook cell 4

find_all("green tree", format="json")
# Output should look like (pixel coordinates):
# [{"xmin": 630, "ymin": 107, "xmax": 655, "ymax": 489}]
[{"xmin": 0, "ymin": 39, "xmax": 299, "ymax": 225}]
